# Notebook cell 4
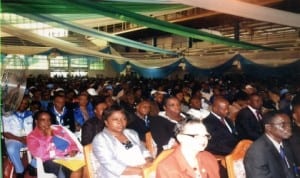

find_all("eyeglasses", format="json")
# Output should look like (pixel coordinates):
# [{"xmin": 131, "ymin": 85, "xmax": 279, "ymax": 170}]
[
  {"xmin": 269, "ymin": 122, "xmax": 291, "ymax": 128},
  {"xmin": 122, "ymin": 140, "xmax": 133, "ymax": 150},
  {"xmin": 181, "ymin": 133, "xmax": 212, "ymax": 140}
]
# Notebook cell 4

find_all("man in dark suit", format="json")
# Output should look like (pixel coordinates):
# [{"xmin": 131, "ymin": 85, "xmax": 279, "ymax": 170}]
[
  {"xmin": 203, "ymin": 97, "xmax": 239, "ymax": 155},
  {"xmin": 235, "ymin": 93, "xmax": 264, "ymax": 140},
  {"xmin": 289, "ymin": 97, "xmax": 300, "ymax": 169},
  {"xmin": 244, "ymin": 111, "xmax": 298, "ymax": 178}
]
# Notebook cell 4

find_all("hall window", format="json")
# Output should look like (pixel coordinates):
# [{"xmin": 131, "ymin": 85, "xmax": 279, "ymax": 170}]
[
  {"xmin": 28, "ymin": 55, "xmax": 48, "ymax": 69},
  {"xmin": 2, "ymin": 54, "xmax": 26, "ymax": 69},
  {"xmin": 89, "ymin": 58, "xmax": 104, "ymax": 70},
  {"xmin": 49, "ymin": 56, "xmax": 68, "ymax": 68},
  {"xmin": 70, "ymin": 57, "xmax": 88, "ymax": 68}
]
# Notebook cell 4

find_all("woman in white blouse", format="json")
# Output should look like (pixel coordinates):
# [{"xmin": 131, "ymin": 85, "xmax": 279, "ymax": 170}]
[{"xmin": 92, "ymin": 105, "xmax": 153, "ymax": 178}]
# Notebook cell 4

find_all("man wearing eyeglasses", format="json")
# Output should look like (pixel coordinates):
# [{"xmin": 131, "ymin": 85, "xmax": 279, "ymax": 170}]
[{"xmin": 244, "ymin": 111, "xmax": 298, "ymax": 178}]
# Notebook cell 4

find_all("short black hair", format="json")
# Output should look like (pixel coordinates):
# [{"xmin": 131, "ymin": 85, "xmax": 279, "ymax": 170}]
[
  {"xmin": 262, "ymin": 110, "xmax": 287, "ymax": 125},
  {"xmin": 102, "ymin": 105, "xmax": 127, "ymax": 121},
  {"xmin": 292, "ymin": 93, "xmax": 300, "ymax": 112},
  {"xmin": 92, "ymin": 96, "xmax": 106, "ymax": 108},
  {"xmin": 32, "ymin": 110, "xmax": 53, "ymax": 128}
]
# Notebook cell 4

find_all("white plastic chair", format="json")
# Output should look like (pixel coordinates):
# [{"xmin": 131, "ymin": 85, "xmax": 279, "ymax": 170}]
[{"xmin": 36, "ymin": 157, "xmax": 57, "ymax": 178}]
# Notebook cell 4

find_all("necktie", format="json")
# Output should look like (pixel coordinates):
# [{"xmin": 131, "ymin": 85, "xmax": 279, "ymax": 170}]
[
  {"xmin": 220, "ymin": 117, "xmax": 226, "ymax": 125},
  {"xmin": 280, "ymin": 145, "xmax": 290, "ymax": 168},
  {"xmin": 144, "ymin": 116, "xmax": 150, "ymax": 128},
  {"xmin": 256, "ymin": 110, "xmax": 262, "ymax": 120}
]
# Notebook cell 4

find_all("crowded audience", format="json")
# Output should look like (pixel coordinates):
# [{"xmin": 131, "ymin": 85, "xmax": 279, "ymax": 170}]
[{"xmin": 2, "ymin": 74, "xmax": 300, "ymax": 178}]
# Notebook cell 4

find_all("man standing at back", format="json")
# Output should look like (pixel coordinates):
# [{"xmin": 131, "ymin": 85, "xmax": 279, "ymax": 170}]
[{"xmin": 244, "ymin": 111, "xmax": 298, "ymax": 178}]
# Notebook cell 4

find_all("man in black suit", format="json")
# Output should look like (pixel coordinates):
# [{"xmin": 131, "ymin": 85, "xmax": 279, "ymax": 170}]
[
  {"xmin": 203, "ymin": 97, "xmax": 239, "ymax": 155},
  {"xmin": 289, "ymin": 97, "xmax": 300, "ymax": 169},
  {"xmin": 235, "ymin": 93, "xmax": 264, "ymax": 140},
  {"xmin": 244, "ymin": 111, "xmax": 298, "ymax": 178}
]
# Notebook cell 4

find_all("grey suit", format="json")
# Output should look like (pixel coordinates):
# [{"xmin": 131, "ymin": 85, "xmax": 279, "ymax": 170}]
[{"xmin": 244, "ymin": 134, "xmax": 297, "ymax": 178}]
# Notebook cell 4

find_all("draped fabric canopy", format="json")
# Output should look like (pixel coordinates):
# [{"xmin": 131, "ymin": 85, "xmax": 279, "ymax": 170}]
[
  {"xmin": 1, "ymin": 25, "xmax": 130, "ymax": 62},
  {"xmin": 110, "ymin": 54, "xmax": 300, "ymax": 79},
  {"xmin": 2, "ymin": 0, "xmax": 271, "ymax": 50},
  {"xmin": 1, "ymin": 0, "xmax": 299, "ymax": 78},
  {"xmin": 172, "ymin": 0, "xmax": 300, "ymax": 28},
  {"xmin": 16, "ymin": 13, "xmax": 176, "ymax": 56},
  {"xmin": 66, "ymin": 0, "xmax": 271, "ymax": 50}
]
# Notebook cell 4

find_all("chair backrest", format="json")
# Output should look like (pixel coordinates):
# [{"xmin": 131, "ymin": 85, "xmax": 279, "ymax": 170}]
[
  {"xmin": 145, "ymin": 132, "xmax": 157, "ymax": 158},
  {"xmin": 225, "ymin": 139, "xmax": 253, "ymax": 178},
  {"xmin": 142, "ymin": 148, "xmax": 174, "ymax": 178},
  {"xmin": 36, "ymin": 157, "xmax": 57, "ymax": 178},
  {"xmin": 60, "ymin": 126, "xmax": 83, "ymax": 153},
  {"xmin": 83, "ymin": 144, "xmax": 94, "ymax": 178}
]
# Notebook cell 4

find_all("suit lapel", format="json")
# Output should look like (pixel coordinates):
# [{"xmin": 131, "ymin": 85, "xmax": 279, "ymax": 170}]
[{"xmin": 263, "ymin": 135, "xmax": 296, "ymax": 178}]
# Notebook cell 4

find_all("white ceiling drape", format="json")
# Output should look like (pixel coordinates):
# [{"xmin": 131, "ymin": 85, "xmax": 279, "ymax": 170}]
[
  {"xmin": 172, "ymin": 0, "xmax": 300, "ymax": 27},
  {"xmin": 1, "ymin": 24, "xmax": 130, "ymax": 62}
]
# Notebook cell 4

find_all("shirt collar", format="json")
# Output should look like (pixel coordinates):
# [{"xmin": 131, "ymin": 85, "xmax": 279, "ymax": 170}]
[
  {"xmin": 248, "ymin": 105, "xmax": 258, "ymax": 114},
  {"xmin": 211, "ymin": 112, "xmax": 221, "ymax": 120},
  {"xmin": 53, "ymin": 106, "xmax": 66, "ymax": 116},
  {"xmin": 265, "ymin": 133, "xmax": 282, "ymax": 153},
  {"xmin": 158, "ymin": 111, "xmax": 186, "ymax": 124}
]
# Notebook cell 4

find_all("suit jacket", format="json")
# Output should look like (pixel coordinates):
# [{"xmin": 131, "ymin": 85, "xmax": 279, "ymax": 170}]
[
  {"xmin": 127, "ymin": 113, "xmax": 150, "ymax": 142},
  {"xmin": 289, "ymin": 124, "xmax": 300, "ymax": 166},
  {"xmin": 81, "ymin": 117, "xmax": 104, "ymax": 146},
  {"xmin": 203, "ymin": 113, "xmax": 239, "ymax": 155},
  {"xmin": 156, "ymin": 146, "xmax": 220, "ymax": 178},
  {"xmin": 150, "ymin": 115, "xmax": 177, "ymax": 155},
  {"xmin": 235, "ymin": 107, "xmax": 264, "ymax": 141},
  {"xmin": 244, "ymin": 134, "xmax": 297, "ymax": 178}
]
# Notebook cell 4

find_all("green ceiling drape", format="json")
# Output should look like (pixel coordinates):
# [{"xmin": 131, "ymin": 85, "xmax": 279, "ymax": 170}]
[
  {"xmin": 71, "ymin": 0, "xmax": 273, "ymax": 50},
  {"xmin": 2, "ymin": 0, "xmax": 272, "ymax": 50},
  {"xmin": 18, "ymin": 13, "xmax": 176, "ymax": 55}
]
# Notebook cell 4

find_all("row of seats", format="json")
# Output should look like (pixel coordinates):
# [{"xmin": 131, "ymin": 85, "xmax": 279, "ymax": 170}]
[
  {"xmin": 12, "ymin": 131, "xmax": 250, "ymax": 178},
  {"xmin": 144, "ymin": 132, "xmax": 253, "ymax": 178}
]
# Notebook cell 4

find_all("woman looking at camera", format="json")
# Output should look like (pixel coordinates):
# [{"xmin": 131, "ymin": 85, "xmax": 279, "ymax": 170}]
[{"xmin": 92, "ymin": 105, "xmax": 152, "ymax": 178}]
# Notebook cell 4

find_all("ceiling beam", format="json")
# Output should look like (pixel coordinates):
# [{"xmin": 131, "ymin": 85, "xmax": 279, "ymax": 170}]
[{"xmin": 174, "ymin": 0, "xmax": 300, "ymax": 27}]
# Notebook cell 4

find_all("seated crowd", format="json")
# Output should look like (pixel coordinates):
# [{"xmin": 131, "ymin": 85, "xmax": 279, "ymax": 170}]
[{"xmin": 2, "ymin": 75, "xmax": 300, "ymax": 178}]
